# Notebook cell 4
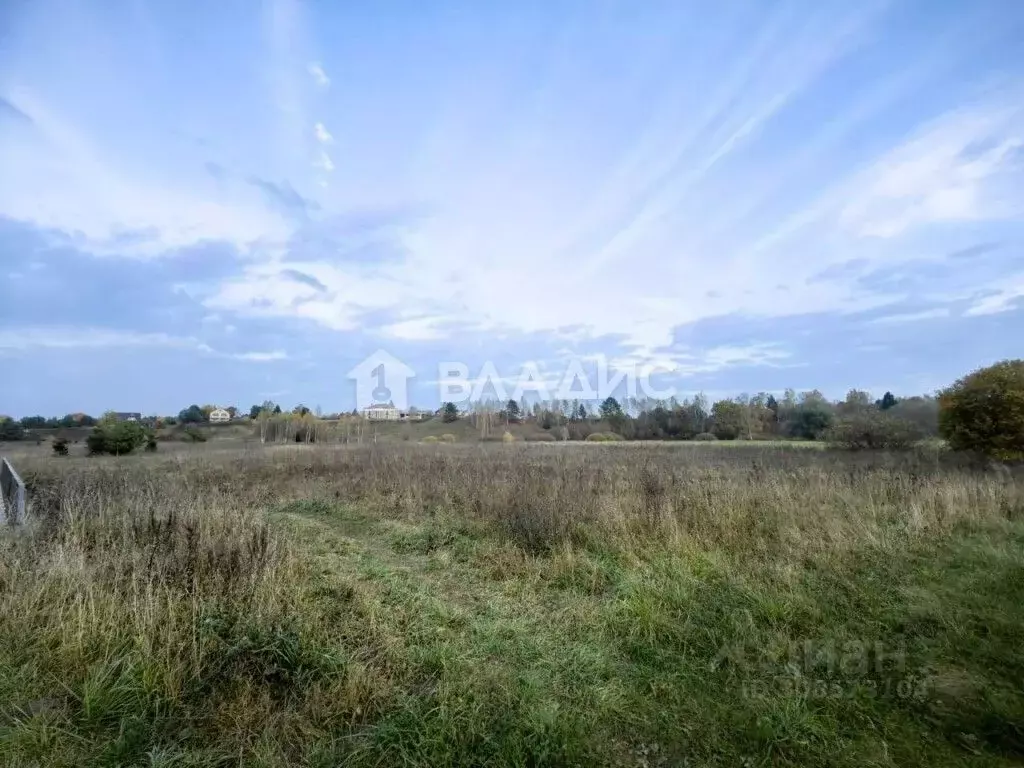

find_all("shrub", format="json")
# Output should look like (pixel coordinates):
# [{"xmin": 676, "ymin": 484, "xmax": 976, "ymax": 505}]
[
  {"xmin": 787, "ymin": 405, "xmax": 834, "ymax": 440},
  {"xmin": 939, "ymin": 359, "xmax": 1024, "ymax": 461},
  {"xmin": 421, "ymin": 435, "xmax": 439, "ymax": 444},
  {"xmin": 441, "ymin": 402, "xmax": 459, "ymax": 423},
  {"xmin": 0, "ymin": 419, "xmax": 25, "ymax": 441},
  {"xmin": 825, "ymin": 412, "xmax": 923, "ymax": 451},
  {"xmin": 693, "ymin": 432, "xmax": 718, "ymax": 442},
  {"xmin": 145, "ymin": 437, "xmax": 158, "ymax": 452},
  {"xmin": 585, "ymin": 432, "xmax": 623, "ymax": 442},
  {"xmin": 440, "ymin": 433, "xmax": 457, "ymax": 443},
  {"xmin": 501, "ymin": 431, "xmax": 516, "ymax": 443},
  {"xmin": 182, "ymin": 426, "xmax": 207, "ymax": 443},
  {"xmin": 52, "ymin": 437, "xmax": 69, "ymax": 456},
  {"xmin": 525, "ymin": 432, "xmax": 556, "ymax": 442},
  {"xmin": 87, "ymin": 421, "xmax": 149, "ymax": 456}
]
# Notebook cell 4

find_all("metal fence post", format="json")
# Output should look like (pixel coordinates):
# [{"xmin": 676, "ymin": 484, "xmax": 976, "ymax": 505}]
[{"xmin": 1, "ymin": 457, "xmax": 26, "ymax": 525}]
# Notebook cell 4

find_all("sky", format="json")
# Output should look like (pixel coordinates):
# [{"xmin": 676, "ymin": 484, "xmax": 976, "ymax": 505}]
[{"xmin": 1, "ymin": 0, "xmax": 1023, "ymax": 417}]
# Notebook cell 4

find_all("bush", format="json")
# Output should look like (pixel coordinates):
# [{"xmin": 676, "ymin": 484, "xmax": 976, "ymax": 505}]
[
  {"xmin": 825, "ymin": 412, "xmax": 923, "ymax": 451},
  {"xmin": 501, "ymin": 431, "xmax": 516, "ymax": 443},
  {"xmin": 440, "ymin": 433, "xmax": 457, "ymax": 443},
  {"xmin": 0, "ymin": 419, "xmax": 25, "ymax": 441},
  {"xmin": 525, "ymin": 432, "xmax": 556, "ymax": 442},
  {"xmin": 585, "ymin": 432, "xmax": 623, "ymax": 442},
  {"xmin": 87, "ymin": 421, "xmax": 149, "ymax": 456},
  {"xmin": 787, "ymin": 405, "xmax": 834, "ymax": 440},
  {"xmin": 693, "ymin": 432, "xmax": 718, "ymax": 442},
  {"xmin": 939, "ymin": 359, "xmax": 1024, "ymax": 461},
  {"xmin": 52, "ymin": 437, "xmax": 69, "ymax": 456},
  {"xmin": 182, "ymin": 426, "xmax": 207, "ymax": 443},
  {"xmin": 421, "ymin": 435, "xmax": 439, "ymax": 444},
  {"xmin": 145, "ymin": 437, "xmax": 158, "ymax": 452}
]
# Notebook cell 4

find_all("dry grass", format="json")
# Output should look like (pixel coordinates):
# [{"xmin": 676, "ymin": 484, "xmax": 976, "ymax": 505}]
[{"xmin": 1, "ymin": 444, "xmax": 1022, "ymax": 766}]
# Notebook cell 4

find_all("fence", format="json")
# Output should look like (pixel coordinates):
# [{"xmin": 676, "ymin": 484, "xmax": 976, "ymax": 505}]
[{"xmin": 1, "ymin": 457, "xmax": 26, "ymax": 525}]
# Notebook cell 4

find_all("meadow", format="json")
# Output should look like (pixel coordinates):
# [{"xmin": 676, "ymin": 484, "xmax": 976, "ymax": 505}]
[{"xmin": 1, "ymin": 441, "xmax": 1022, "ymax": 766}]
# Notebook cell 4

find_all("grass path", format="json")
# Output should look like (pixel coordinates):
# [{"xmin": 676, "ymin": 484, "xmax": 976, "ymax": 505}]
[{"xmin": 272, "ymin": 499, "xmax": 1024, "ymax": 767}]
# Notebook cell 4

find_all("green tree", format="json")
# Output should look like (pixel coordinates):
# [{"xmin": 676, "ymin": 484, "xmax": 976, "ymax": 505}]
[
  {"xmin": 505, "ymin": 399, "xmax": 521, "ymax": 423},
  {"xmin": 938, "ymin": 359, "xmax": 1024, "ymax": 461},
  {"xmin": 441, "ymin": 402, "xmax": 459, "ymax": 423},
  {"xmin": 877, "ymin": 391, "xmax": 898, "ymax": 410},
  {"xmin": 249, "ymin": 404, "xmax": 262, "ymax": 419},
  {"xmin": 0, "ymin": 418, "xmax": 25, "ymax": 441},
  {"xmin": 787, "ymin": 403, "xmax": 834, "ymax": 440},
  {"xmin": 87, "ymin": 420, "xmax": 149, "ymax": 455},
  {"xmin": 710, "ymin": 399, "xmax": 745, "ymax": 440},
  {"xmin": 19, "ymin": 415, "xmax": 47, "ymax": 428},
  {"xmin": 599, "ymin": 397, "xmax": 623, "ymax": 420},
  {"xmin": 178, "ymin": 404, "xmax": 205, "ymax": 424}
]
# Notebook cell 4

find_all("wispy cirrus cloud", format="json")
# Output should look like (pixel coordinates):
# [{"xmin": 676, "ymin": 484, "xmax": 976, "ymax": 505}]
[
  {"xmin": 307, "ymin": 62, "xmax": 329, "ymax": 88},
  {"xmin": 313, "ymin": 122, "xmax": 333, "ymax": 144},
  {"xmin": 0, "ymin": 327, "xmax": 286, "ymax": 363},
  {"xmin": 2, "ymin": 0, "xmax": 1023, "ymax": 415}
]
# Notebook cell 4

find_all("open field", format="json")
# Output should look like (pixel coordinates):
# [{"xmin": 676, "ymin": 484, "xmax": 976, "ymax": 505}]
[{"xmin": 1, "ymin": 443, "xmax": 1023, "ymax": 766}]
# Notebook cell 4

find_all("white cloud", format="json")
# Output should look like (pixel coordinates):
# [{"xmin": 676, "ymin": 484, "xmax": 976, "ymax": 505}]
[
  {"xmin": 307, "ymin": 62, "xmax": 329, "ymax": 87},
  {"xmin": 839, "ymin": 104, "xmax": 1024, "ymax": 238},
  {"xmin": 0, "ymin": 327, "xmax": 286, "ymax": 362},
  {"xmin": 964, "ymin": 274, "xmax": 1024, "ymax": 316},
  {"xmin": 868, "ymin": 308, "xmax": 951, "ymax": 324},
  {"xmin": 314, "ymin": 122, "xmax": 333, "ymax": 144},
  {"xmin": 229, "ymin": 350, "xmax": 289, "ymax": 362},
  {"xmin": 0, "ymin": 89, "xmax": 292, "ymax": 256},
  {"xmin": 313, "ymin": 148, "xmax": 334, "ymax": 172}
]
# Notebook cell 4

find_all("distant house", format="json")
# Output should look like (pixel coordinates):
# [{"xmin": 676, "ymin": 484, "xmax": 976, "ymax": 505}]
[
  {"xmin": 362, "ymin": 402, "xmax": 400, "ymax": 421},
  {"xmin": 208, "ymin": 408, "xmax": 232, "ymax": 424},
  {"xmin": 114, "ymin": 412, "xmax": 142, "ymax": 422}
]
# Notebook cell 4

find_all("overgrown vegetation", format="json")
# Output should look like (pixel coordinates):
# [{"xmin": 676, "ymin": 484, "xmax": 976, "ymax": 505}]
[
  {"xmin": 85, "ymin": 419, "xmax": 150, "ymax": 456},
  {"xmin": 939, "ymin": 359, "xmax": 1024, "ymax": 461},
  {"xmin": 2, "ymin": 444, "xmax": 1022, "ymax": 766}
]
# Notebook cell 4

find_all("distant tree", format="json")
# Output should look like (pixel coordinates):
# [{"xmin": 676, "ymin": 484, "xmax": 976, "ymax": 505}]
[
  {"xmin": 292, "ymin": 404, "xmax": 311, "ymax": 416},
  {"xmin": 599, "ymin": 397, "xmax": 623, "ymax": 420},
  {"xmin": 787, "ymin": 403, "xmax": 834, "ymax": 440},
  {"xmin": 710, "ymin": 399, "xmax": 746, "ymax": 440},
  {"xmin": 576, "ymin": 403, "xmax": 587, "ymax": 421},
  {"xmin": 249, "ymin": 404, "xmax": 262, "ymax": 420},
  {"xmin": 200, "ymin": 404, "xmax": 217, "ymax": 418},
  {"xmin": 226, "ymin": 406, "xmax": 238, "ymax": 418},
  {"xmin": 0, "ymin": 418, "xmax": 25, "ymax": 441},
  {"xmin": 178, "ymin": 404, "xmax": 205, "ymax": 424},
  {"xmin": 939, "ymin": 359, "xmax": 1024, "ymax": 461},
  {"xmin": 505, "ymin": 399, "xmax": 521, "ymax": 424},
  {"xmin": 839, "ymin": 389, "xmax": 873, "ymax": 415},
  {"xmin": 441, "ymin": 402, "xmax": 459, "ymax": 423},
  {"xmin": 888, "ymin": 396, "xmax": 939, "ymax": 436},
  {"xmin": 877, "ymin": 391, "xmax": 898, "ymax": 410},
  {"xmin": 19, "ymin": 415, "xmax": 47, "ymax": 428},
  {"xmin": 273, "ymin": 404, "xmax": 282, "ymax": 415},
  {"xmin": 87, "ymin": 420, "xmax": 149, "ymax": 456},
  {"xmin": 826, "ymin": 412, "xmax": 923, "ymax": 451}
]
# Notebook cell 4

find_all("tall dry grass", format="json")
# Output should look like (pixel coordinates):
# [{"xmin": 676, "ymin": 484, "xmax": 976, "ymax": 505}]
[{"xmin": 1, "ymin": 444, "xmax": 1022, "ymax": 765}]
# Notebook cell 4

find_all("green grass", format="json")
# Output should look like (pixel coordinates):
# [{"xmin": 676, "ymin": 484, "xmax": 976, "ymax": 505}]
[{"xmin": 1, "ymin": 445, "xmax": 1021, "ymax": 766}]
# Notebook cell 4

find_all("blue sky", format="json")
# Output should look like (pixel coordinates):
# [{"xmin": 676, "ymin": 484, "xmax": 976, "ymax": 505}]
[{"xmin": 1, "ymin": 0, "xmax": 1023, "ymax": 417}]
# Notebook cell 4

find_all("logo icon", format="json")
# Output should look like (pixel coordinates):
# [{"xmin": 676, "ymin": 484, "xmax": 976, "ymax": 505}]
[{"xmin": 347, "ymin": 349, "xmax": 415, "ymax": 410}]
